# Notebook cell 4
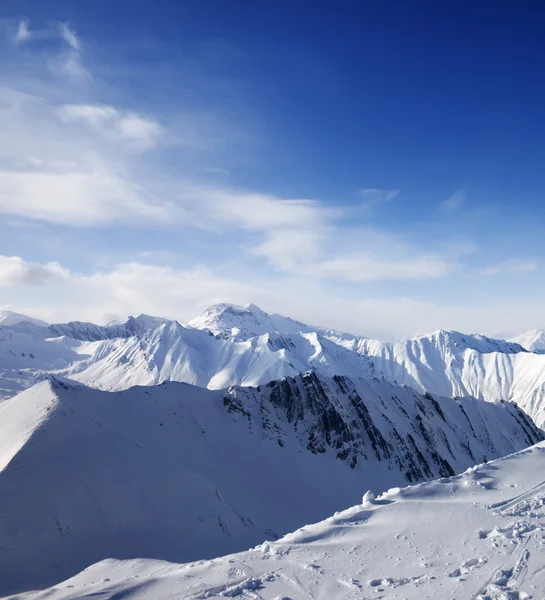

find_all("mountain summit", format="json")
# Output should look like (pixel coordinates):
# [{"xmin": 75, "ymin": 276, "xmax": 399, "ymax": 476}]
[{"xmin": 188, "ymin": 302, "xmax": 356, "ymax": 342}]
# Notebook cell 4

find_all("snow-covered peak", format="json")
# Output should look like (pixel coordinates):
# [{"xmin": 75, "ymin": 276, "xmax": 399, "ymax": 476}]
[
  {"xmin": 188, "ymin": 303, "xmax": 303, "ymax": 340},
  {"xmin": 188, "ymin": 302, "xmax": 356, "ymax": 342},
  {"xmin": 509, "ymin": 329, "xmax": 545, "ymax": 351},
  {"xmin": 48, "ymin": 313, "xmax": 175, "ymax": 341},
  {"xmin": 127, "ymin": 313, "xmax": 174, "ymax": 330},
  {"xmin": 0, "ymin": 309, "xmax": 48, "ymax": 328},
  {"xmin": 410, "ymin": 328, "xmax": 527, "ymax": 355}
]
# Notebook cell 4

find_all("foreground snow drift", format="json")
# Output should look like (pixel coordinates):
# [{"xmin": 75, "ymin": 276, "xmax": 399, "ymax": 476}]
[
  {"xmin": 0, "ymin": 374, "xmax": 542, "ymax": 595},
  {"xmin": 12, "ymin": 442, "xmax": 545, "ymax": 600}
]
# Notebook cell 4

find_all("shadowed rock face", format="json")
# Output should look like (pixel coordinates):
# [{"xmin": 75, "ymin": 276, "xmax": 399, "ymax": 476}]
[{"xmin": 259, "ymin": 371, "xmax": 544, "ymax": 483}]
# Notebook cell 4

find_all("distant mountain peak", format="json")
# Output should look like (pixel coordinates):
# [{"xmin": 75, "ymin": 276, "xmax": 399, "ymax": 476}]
[
  {"xmin": 509, "ymin": 329, "xmax": 545, "ymax": 352},
  {"xmin": 410, "ymin": 329, "xmax": 527, "ymax": 355},
  {"xmin": 189, "ymin": 303, "xmax": 357, "ymax": 342},
  {"xmin": 48, "ymin": 313, "xmax": 178, "ymax": 342},
  {"xmin": 0, "ymin": 309, "xmax": 49, "ymax": 328}
]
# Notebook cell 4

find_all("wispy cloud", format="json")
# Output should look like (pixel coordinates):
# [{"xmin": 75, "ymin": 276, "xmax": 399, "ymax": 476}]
[
  {"xmin": 361, "ymin": 188, "xmax": 399, "ymax": 209},
  {"xmin": 12, "ymin": 18, "xmax": 91, "ymax": 83},
  {"xmin": 307, "ymin": 254, "xmax": 452, "ymax": 282},
  {"xmin": 49, "ymin": 50, "xmax": 92, "ymax": 84},
  {"xmin": 14, "ymin": 18, "xmax": 31, "ymax": 44},
  {"xmin": 0, "ymin": 168, "xmax": 179, "ymax": 226},
  {"xmin": 440, "ymin": 189, "xmax": 466, "ymax": 211},
  {"xmin": 0, "ymin": 67, "xmax": 455, "ymax": 282},
  {"xmin": 59, "ymin": 23, "xmax": 80, "ymax": 51},
  {"xmin": 482, "ymin": 258, "xmax": 539, "ymax": 276},
  {"xmin": 252, "ymin": 223, "xmax": 455, "ymax": 282},
  {"xmin": 58, "ymin": 104, "xmax": 162, "ymax": 150}
]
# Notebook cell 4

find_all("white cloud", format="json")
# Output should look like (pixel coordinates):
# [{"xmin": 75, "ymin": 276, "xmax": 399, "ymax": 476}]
[
  {"xmin": 58, "ymin": 104, "xmax": 117, "ymax": 125},
  {"xmin": 250, "ymin": 219, "xmax": 454, "ymax": 283},
  {"xmin": 11, "ymin": 18, "xmax": 91, "ymax": 83},
  {"xmin": 185, "ymin": 188, "xmax": 453, "ymax": 284},
  {"xmin": 361, "ymin": 188, "xmax": 399, "ymax": 208},
  {"xmin": 58, "ymin": 104, "xmax": 162, "ymax": 149},
  {"xmin": 48, "ymin": 50, "xmax": 92, "ymax": 84},
  {"xmin": 0, "ymin": 87, "xmax": 173, "ymax": 226},
  {"xmin": 14, "ymin": 19, "xmax": 31, "ymax": 44},
  {"xmin": 253, "ymin": 229, "xmax": 324, "ymax": 270},
  {"xmin": 7, "ymin": 260, "xmax": 256, "ymax": 325},
  {"xmin": 5, "ymin": 256, "xmax": 545, "ymax": 341},
  {"xmin": 116, "ymin": 114, "xmax": 162, "ymax": 148},
  {"xmin": 482, "ymin": 258, "xmax": 539, "ymax": 276},
  {"xmin": 192, "ymin": 188, "xmax": 328, "ymax": 230},
  {"xmin": 0, "ymin": 168, "xmax": 178, "ymax": 226},
  {"xmin": 440, "ymin": 189, "xmax": 466, "ymax": 211},
  {"xmin": 0, "ymin": 256, "xmax": 68, "ymax": 286},
  {"xmin": 59, "ymin": 23, "xmax": 80, "ymax": 51},
  {"xmin": 13, "ymin": 19, "xmax": 80, "ymax": 49},
  {"xmin": 309, "ymin": 254, "xmax": 452, "ymax": 282}
]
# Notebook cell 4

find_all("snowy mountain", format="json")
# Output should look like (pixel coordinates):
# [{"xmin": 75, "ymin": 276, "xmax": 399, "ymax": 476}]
[
  {"xmin": 0, "ymin": 312, "xmax": 372, "ymax": 399},
  {"xmin": 188, "ymin": 308, "xmax": 545, "ymax": 428},
  {"xmin": 351, "ymin": 330, "xmax": 545, "ymax": 427},
  {"xmin": 21, "ymin": 440, "xmax": 545, "ymax": 600},
  {"xmin": 0, "ymin": 373, "xmax": 541, "ymax": 595},
  {"xmin": 5, "ymin": 305, "xmax": 545, "ymax": 426},
  {"xmin": 509, "ymin": 329, "xmax": 545, "ymax": 351},
  {"xmin": 188, "ymin": 302, "xmax": 357, "ymax": 342},
  {"xmin": 0, "ymin": 309, "xmax": 48, "ymax": 327}
]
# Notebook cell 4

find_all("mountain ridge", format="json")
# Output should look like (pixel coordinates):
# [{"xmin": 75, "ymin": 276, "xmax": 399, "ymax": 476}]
[{"xmin": 4, "ymin": 304, "xmax": 545, "ymax": 426}]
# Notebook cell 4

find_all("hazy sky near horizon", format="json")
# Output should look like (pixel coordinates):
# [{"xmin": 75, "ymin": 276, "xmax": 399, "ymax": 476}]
[{"xmin": 1, "ymin": 1, "xmax": 545, "ymax": 339}]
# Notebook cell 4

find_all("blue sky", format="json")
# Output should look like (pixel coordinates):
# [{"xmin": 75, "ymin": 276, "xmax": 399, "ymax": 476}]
[{"xmin": 1, "ymin": 1, "xmax": 545, "ymax": 338}]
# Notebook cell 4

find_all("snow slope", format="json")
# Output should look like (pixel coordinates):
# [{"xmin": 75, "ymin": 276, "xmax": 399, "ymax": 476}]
[
  {"xmin": 14, "ymin": 441, "xmax": 545, "ymax": 600},
  {"xmin": 0, "ymin": 373, "xmax": 541, "ymax": 595}
]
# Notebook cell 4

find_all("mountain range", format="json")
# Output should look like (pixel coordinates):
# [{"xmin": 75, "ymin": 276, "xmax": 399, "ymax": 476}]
[
  {"xmin": 3, "ymin": 303, "xmax": 545, "ymax": 596},
  {"xmin": 3, "ymin": 303, "xmax": 545, "ymax": 425}
]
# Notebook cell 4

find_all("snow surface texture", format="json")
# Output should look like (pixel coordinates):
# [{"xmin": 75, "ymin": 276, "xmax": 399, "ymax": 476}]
[
  {"xmin": 0, "ymin": 373, "xmax": 541, "ymax": 595},
  {"xmin": 5, "ymin": 304, "xmax": 545, "ymax": 428},
  {"xmin": 9, "ymin": 441, "xmax": 545, "ymax": 599}
]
